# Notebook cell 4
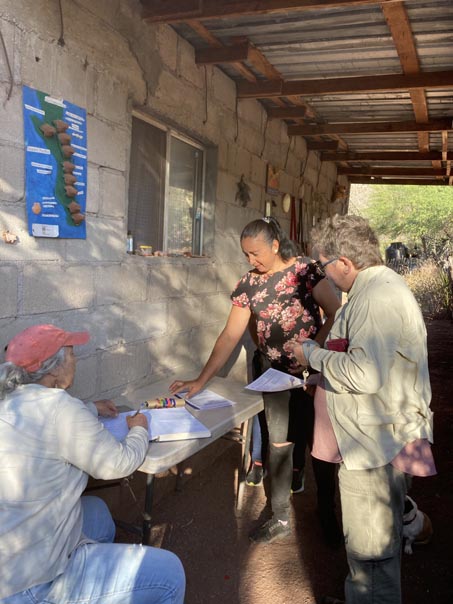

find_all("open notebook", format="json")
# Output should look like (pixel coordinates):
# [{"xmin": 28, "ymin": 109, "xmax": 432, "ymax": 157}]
[{"xmin": 100, "ymin": 407, "xmax": 211, "ymax": 442}]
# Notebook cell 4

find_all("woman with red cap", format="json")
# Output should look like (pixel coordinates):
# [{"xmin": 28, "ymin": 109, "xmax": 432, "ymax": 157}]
[{"xmin": 0, "ymin": 324, "xmax": 185, "ymax": 604}]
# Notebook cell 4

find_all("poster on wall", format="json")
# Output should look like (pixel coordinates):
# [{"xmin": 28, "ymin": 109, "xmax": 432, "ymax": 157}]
[
  {"xmin": 22, "ymin": 85, "xmax": 87, "ymax": 239},
  {"xmin": 266, "ymin": 163, "xmax": 280, "ymax": 196}
]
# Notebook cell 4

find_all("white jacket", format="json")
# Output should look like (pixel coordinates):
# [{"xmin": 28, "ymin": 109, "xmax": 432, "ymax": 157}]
[
  {"xmin": 309, "ymin": 265, "xmax": 433, "ymax": 470},
  {"xmin": 0, "ymin": 384, "xmax": 149, "ymax": 598}
]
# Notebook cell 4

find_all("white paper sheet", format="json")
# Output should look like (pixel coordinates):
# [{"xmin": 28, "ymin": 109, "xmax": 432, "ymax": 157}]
[
  {"xmin": 100, "ymin": 407, "xmax": 211, "ymax": 442},
  {"xmin": 185, "ymin": 388, "xmax": 235, "ymax": 410},
  {"xmin": 245, "ymin": 367, "xmax": 306, "ymax": 392}
]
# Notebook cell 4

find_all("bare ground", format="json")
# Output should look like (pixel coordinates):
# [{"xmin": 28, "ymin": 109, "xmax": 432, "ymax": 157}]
[{"xmin": 114, "ymin": 319, "xmax": 453, "ymax": 604}]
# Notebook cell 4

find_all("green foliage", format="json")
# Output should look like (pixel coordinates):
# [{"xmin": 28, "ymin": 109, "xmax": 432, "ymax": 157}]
[
  {"xmin": 404, "ymin": 260, "xmax": 452, "ymax": 319},
  {"xmin": 364, "ymin": 185, "xmax": 453, "ymax": 245}
]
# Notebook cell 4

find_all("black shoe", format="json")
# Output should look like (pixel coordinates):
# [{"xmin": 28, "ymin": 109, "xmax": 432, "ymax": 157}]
[
  {"xmin": 249, "ymin": 518, "xmax": 291, "ymax": 543},
  {"xmin": 291, "ymin": 469, "xmax": 305, "ymax": 494},
  {"xmin": 318, "ymin": 509, "xmax": 343, "ymax": 548},
  {"xmin": 246, "ymin": 462, "xmax": 264, "ymax": 486}
]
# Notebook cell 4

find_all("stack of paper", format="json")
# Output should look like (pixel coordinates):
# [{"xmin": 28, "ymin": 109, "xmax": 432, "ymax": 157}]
[
  {"xmin": 245, "ymin": 368, "xmax": 306, "ymax": 392},
  {"xmin": 185, "ymin": 388, "xmax": 235, "ymax": 410},
  {"xmin": 100, "ymin": 407, "xmax": 211, "ymax": 442}
]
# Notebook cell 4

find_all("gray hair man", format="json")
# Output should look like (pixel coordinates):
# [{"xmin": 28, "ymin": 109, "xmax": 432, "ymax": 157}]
[{"xmin": 291, "ymin": 215, "xmax": 435, "ymax": 604}]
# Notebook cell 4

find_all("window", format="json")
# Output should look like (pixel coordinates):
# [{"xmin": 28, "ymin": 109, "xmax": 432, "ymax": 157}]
[{"xmin": 128, "ymin": 114, "xmax": 205, "ymax": 255}]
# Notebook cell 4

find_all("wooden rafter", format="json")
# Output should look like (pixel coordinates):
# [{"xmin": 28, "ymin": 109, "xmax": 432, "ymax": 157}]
[
  {"xmin": 349, "ymin": 177, "xmax": 451, "ymax": 185},
  {"xmin": 381, "ymin": 1, "xmax": 430, "ymax": 153},
  {"xmin": 288, "ymin": 118, "xmax": 453, "ymax": 136},
  {"xmin": 321, "ymin": 151, "xmax": 453, "ymax": 162},
  {"xmin": 141, "ymin": 0, "xmax": 399, "ymax": 23},
  {"xmin": 307, "ymin": 141, "xmax": 339, "ymax": 151},
  {"xmin": 237, "ymin": 71, "xmax": 453, "ymax": 98},
  {"xmin": 338, "ymin": 167, "xmax": 448, "ymax": 177}
]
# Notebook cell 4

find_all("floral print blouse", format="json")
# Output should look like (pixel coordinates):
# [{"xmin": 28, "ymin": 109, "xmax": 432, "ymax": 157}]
[{"xmin": 231, "ymin": 257, "xmax": 324, "ymax": 375}]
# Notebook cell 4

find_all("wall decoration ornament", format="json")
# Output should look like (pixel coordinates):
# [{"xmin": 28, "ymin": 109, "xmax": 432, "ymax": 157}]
[
  {"xmin": 266, "ymin": 164, "xmax": 280, "ymax": 196},
  {"xmin": 22, "ymin": 85, "xmax": 87, "ymax": 239},
  {"xmin": 235, "ymin": 174, "xmax": 251, "ymax": 207},
  {"xmin": 282, "ymin": 193, "xmax": 291, "ymax": 213}
]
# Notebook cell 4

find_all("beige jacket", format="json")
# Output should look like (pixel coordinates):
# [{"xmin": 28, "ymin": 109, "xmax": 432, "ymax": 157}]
[{"xmin": 308, "ymin": 265, "xmax": 433, "ymax": 470}]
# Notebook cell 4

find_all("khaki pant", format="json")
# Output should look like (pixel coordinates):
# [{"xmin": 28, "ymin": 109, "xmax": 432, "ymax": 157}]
[{"xmin": 339, "ymin": 463, "xmax": 409, "ymax": 604}]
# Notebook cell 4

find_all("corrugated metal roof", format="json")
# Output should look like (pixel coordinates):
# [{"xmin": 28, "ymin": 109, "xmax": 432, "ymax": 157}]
[{"xmin": 146, "ymin": 0, "xmax": 453, "ymax": 185}]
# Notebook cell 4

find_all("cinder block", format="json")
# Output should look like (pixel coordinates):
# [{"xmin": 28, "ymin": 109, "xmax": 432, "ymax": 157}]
[
  {"xmin": 238, "ymin": 98, "xmax": 264, "ymax": 130},
  {"xmin": 87, "ymin": 116, "xmax": 127, "ymax": 171},
  {"xmin": 156, "ymin": 24, "xmax": 178, "ymax": 72},
  {"xmin": 122, "ymin": 301, "xmax": 167, "ymax": 342},
  {"xmin": 86, "ymin": 163, "xmax": 100, "ymax": 213},
  {"xmin": 99, "ymin": 342, "xmax": 151, "ymax": 392},
  {"xmin": 187, "ymin": 263, "xmax": 218, "ymax": 294},
  {"xmin": 53, "ymin": 45, "xmax": 95, "ymax": 111},
  {"xmin": 65, "ymin": 217, "xmax": 125, "ymax": 262},
  {"xmin": 0, "ymin": 204, "xmax": 65, "ymax": 262},
  {"xmin": 0, "ymin": 144, "xmax": 24, "ymax": 202},
  {"xmin": 178, "ymin": 37, "xmax": 203, "ymax": 89},
  {"xmin": 96, "ymin": 263, "xmax": 147, "ymax": 305},
  {"xmin": 0, "ymin": 265, "xmax": 18, "ymax": 318},
  {"xmin": 96, "ymin": 73, "xmax": 128, "ymax": 124},
  {"xmin": 23, "ymin": 264, "xmax": 95, "ymax": 313},
  {"xmin": 167, "ymin": 296, "xmax": 202, "ymax": 333},
  {"xmin": 99, "ymin": 168, "xmax": 126, "ymax": 218},
  {"xmin": 250, "ymin": 155, "xmax": 267, "ymax": 186},
  {"xmin": 216, "ymin": 170, "xmax": 238, "ymax": 205},
  {"xmin": 211, "ymin": 68, "xmax": 236, "ymax": 112},
  {"xmin": 0, "ymin": 87, "xmax": 23, "ymax": 145},
  {"xmin": 227, "ymin": 146, "xmax": 251, "ymax": 179},
  {"xmin": 70, "ymin": 355, "xmax": 98, "ymax": 401},
  {"xmin": 201, "ymin": 293, "xmax": 232, "ymax": 326},
  {"xmin": 216, "ymin": 261, "xmax": 246, "ymax": 293},
  {"xmin": 148, "ymin": 262, "xmax": 188, "ymax": 300},
  {"xmin": 146, "ymin": 330, "xmax": 200, "ymax": 377},
  {"xmin": 19, "ymin": 30, "xmax": 55, "ymax": 93}
]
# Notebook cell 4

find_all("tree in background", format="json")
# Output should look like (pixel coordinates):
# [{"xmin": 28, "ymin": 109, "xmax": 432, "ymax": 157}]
[
  {"xmin": 350, "ymin": 184, "xmax": 453, "ymax": 256},
  {"xmin": 349, "ymin": 183, "xmax": 453, "ymax": 318}
]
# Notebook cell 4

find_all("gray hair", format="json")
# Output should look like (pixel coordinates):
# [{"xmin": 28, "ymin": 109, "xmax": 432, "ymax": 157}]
[
  {"xmin": 0, "ymin": 348, "xmax": 66, "ymax": 399},
  {"xmin": 311, "ymin": 214, "xmax": 383, "ymax": 269}
]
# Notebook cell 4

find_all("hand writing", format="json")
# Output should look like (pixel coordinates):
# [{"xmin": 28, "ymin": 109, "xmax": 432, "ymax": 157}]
[{"xmin": 126, "ymin": 412, "xmax": 148, "ymax": 431}]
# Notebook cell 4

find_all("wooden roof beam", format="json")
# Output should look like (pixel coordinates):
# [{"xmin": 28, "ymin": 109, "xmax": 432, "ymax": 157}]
[
  {"xmin": 267, "ymin": 106, "xmax": 307, "ymax": 119},
  {"xmin": 349, "ymin": 177, "xmax": 451, "ymax": 186},
  {"xmin": 288, "ymin": 118, "xmax": 453, "ymax": 136},
  {"xmin": 237, "ymin": 70, "xmax": 453, "ymax": 98},
  {"xmin": 141, "ymin": 0, "xmax": 399, "ymax": 23},
  {"xmin": 321, "ymin": 151, "xmax": 453, "ymax": 162},
  {"xmin": 307, "ymin": 140, "xmax": 339, "ymax": 151},
  {"xmin": 195, "ymin": 41, "xmax": 250, "ymax": 64},
  {"xmin": 338, "ymin": 167, "xmax": 447, "ymax": 177}
]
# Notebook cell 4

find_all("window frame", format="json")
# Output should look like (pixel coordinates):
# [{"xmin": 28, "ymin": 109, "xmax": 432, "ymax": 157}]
[{"xmin": 130, "ymin": 110, "xmax": 206, "ymax": 255}]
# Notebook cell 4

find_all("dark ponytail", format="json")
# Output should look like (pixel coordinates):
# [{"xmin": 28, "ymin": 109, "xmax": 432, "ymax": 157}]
[{"xmin": 240, "ymin": 217, "xmax": 297, "ymax": 261}]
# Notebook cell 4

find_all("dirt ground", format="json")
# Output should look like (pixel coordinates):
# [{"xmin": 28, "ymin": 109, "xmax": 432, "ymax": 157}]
[{"xmin": 114, "ymin": 319, "xmax": 453, "ymax": 604}]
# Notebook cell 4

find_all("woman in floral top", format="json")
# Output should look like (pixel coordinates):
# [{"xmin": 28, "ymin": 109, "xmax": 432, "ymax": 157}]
[{"xmin": 171, "ymin": 217, "xmax": 340, "ymax": 543}]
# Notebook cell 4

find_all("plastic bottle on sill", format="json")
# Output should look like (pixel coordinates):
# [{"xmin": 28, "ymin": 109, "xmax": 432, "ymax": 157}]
[{"xmin": 126, "ymin": 230, "xmax": 134, "ymax": 253}]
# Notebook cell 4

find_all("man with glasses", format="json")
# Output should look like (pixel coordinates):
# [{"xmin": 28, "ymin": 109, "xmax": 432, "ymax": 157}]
[{"xmin": 291, "ymin": 215, "xmax": 435, "ymax": 604}]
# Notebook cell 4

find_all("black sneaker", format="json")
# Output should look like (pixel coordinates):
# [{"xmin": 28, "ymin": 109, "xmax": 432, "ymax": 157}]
[
  {"xmin": 291, "ymin": 469, "xmax": 305, "ymax": 494},
  {"xmin": 246, "ymin": 463, "xmax": 264, "ymax": 486},
  {"xmin": 249, "ymin": 518, "xmax": 291, "ymax": 543}
]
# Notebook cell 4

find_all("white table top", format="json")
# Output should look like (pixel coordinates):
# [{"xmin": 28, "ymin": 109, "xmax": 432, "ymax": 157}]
[{"xmin": 115, "ymin": 376, "xmax": 264, "ymax": 475}]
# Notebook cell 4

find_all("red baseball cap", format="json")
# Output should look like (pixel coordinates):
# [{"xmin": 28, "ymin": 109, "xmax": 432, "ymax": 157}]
[{"xmin": 5, "ymin": 324, "xmax": 90, "ymax": 372}]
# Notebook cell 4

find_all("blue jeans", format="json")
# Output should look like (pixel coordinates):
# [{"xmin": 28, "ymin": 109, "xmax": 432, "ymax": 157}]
[
  {"xmin": 2, "ymin": 496, "xmax": 185, "ymax": 604},
  {"xmin": 339, "ymin": 463, "xmax": 408, "ymax": 604}
]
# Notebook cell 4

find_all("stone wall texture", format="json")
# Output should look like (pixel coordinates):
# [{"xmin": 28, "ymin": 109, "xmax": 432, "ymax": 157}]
[{"xmin": 0, "ymin": 0, "xmax": 342, "ymax": 401}]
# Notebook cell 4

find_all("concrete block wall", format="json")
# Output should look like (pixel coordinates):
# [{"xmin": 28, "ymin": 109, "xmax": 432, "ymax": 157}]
[{"xmin": 0, "ymin": 0, "xmax": 339, "ymax": 402}]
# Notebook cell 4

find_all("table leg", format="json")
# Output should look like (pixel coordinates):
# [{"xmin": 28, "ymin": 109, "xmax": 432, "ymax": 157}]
[
  {"xmin": 142, "ymin": 473, "xmax": 155, "ymax": 545},
  {"xmin": 236, "ymin": 417, "xmax": 252, "ymax": 511}
]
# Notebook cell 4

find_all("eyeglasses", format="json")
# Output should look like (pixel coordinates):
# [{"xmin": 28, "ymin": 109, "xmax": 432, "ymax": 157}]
[{"xmin": 319, "ymin": 257, "xmax": 338, "ymax": 269}]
